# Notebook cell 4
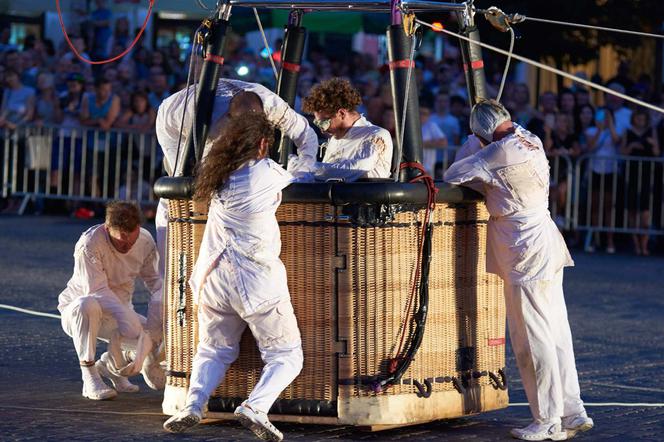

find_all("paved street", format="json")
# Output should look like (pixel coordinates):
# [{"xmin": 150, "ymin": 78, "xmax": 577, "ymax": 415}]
[{"xmin": 1, "ymin": 215, "xmax": 663, "ymax": 441}]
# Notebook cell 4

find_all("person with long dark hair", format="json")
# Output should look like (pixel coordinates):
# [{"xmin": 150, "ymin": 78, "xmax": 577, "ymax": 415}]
[{"xmin": 163, "ymin": 113, "xmax": 303, "ymax": 442}]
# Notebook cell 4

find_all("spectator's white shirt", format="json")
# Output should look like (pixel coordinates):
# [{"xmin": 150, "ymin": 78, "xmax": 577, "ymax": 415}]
[
  {"xmin": 429, "ymin": 112, "xmax": 460, "ymax": 144},
  {"xmin": 612, "ymin": 107, "xmax": 632, "ymax": 137},
  {"xmin": 585, "ymin": 126, "xmax": 618, "ymax": 174},
  {"xmin": 58, "ymin": 224, "xmax": 163, "ymax": 336},
  {"xmin": 315, "ymin": 116, "xmax": 393, "ymax": 180},
  {"xmin": 444, "ymin": 126, "xmax": 573, "ymax": 284},
  {"xmin": 155, "ymin": 78, "xmax": 318, "ymax": 175},
  {"xmin": 421, "ymin": 119, "xmax": 446, "ymax": 176},
  {"xmin": 190, "ymin": 158, "xmax": 293, "ymax": 314}
]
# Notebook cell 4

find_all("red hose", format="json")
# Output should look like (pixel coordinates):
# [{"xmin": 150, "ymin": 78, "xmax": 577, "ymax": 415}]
[{"xmin": 55, "ymin": 0, "xmax": 155, "ymax": 65}]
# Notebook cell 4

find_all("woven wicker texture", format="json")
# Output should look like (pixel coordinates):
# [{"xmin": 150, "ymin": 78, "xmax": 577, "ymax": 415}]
[
  {"xmin": 165, "ymin": 199, "xmax": 504, "ymax": 413},
  {"xmin": 337, "ymin": 203, "xmax": 505, "ymax": 398},
  {"xmin": 165, "ymin": 199, "xmax": 207, "ymax": 388},
  {"xmin": 212, "ymin": 203, "xmax": 337, "ymax": 401}
]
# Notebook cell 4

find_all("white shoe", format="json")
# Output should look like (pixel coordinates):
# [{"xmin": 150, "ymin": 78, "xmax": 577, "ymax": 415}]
[
  {"xmin": 234, "ymin": 402, "xmax": 283, "ymax": 441},
  {"xmin": 81, "ymin": 365, "xmax": 117, "ymax": 401},
  {"xmin": 562, "ymin": 413, "xmax": 594, "ymax": 436},
  {"xmin": 96, "ymin": 354, "xmax": 139, "ymax": 393},
  {"xmin": 141, "ymin": 350, "xmax": 166, "ymax": 390},
  {"xmin": 163, "ymin": 406, "xmax": 202, "ymax": 433},
  {"xmin": 510, "ymin": 421, "xmax": 567, "ymax": 441}
]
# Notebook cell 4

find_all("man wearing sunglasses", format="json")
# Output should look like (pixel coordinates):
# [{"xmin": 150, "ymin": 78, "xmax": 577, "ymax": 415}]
[
  {"xmin": 444, "ymin": 100, "xmax": 593, "ymax": 441},
  {"xmin": 302, "ymin": 77, "xmax": 393, "ymax": 180}
]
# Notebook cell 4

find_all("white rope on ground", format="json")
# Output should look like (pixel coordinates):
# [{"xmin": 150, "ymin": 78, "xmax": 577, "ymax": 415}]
[
  {"xmin": 0, "ymin": 405, "xmax": 164, "ymax": 416},
  {"xmin": 0, "ymin": 303, "xmax": 60, "ymax": 319},
  {"xmin": 510, "ymin": 402, "xmax": 664, "ymax": 407},
  {"xmin": 254, "ymin": 8, "xmax": 279, "ymax": 81},
  {"xmin": 519, "ymin": 15, "xmax": 664, "ymax": 40},
  {"xmin": 414, "ymin": 18, "xmax": 664, "ymax": 116},
  {"xmin": 591, "ymin": 382, "xmax": 664, "ymax": 394}
]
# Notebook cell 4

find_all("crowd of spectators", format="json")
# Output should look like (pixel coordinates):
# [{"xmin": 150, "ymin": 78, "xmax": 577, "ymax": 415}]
[{"xmin": 1, "ymin": 8, "xmax": 664, "ymax": 254}]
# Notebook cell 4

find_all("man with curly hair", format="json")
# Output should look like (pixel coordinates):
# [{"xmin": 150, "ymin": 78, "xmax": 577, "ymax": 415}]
[{"xmin": 303, "ymin": 77, "xmax": 393, "ymax": 180}]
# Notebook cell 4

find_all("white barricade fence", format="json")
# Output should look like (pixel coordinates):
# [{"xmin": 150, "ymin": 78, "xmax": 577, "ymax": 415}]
[
  {"xmin": 0, "ymin": 124, "xmax": 162, "ymax": 210},
  {"xmin": 573, "ymin": 153, "xmax": 664, "ymax": 236}
]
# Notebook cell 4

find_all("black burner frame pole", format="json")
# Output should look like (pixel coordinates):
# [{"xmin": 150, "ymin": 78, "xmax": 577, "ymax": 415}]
[
  {"xmin": 179, "ymin": 2, "xmax": 233, "ymax": 178},
  {"xmin": 456, "ymin": 1, "xmax": 488, "ymax": 105},
  {"xmin": 271, "ymin": 9, "xmax": 307, "ymax": 166},
  {"xmin": 387, "ymin": 0, "xmax": 424, "ymax": 182}
]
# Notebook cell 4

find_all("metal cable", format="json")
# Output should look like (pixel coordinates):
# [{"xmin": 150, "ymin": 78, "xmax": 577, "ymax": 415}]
[
  {"xmin": 518, "ymin": 15, "xmax": 664, "ymax": 40},
  {"xmin": 415, "ymin": 18, "xmax": 664, "ymax": 115},
  {"xmin": 394, "ymin": 29, "xmax": 418, "ymax": 181},
  {"xmin": 254, "ymin": 8, "xmax": 279, "ymax": 80},
  {"xmin": 196, "ymin": 0, "xmax": 213, "ymax": 10},
  {"xmin": 496, "ymin": 26, "xmax": 514, "ymax": 102},
  {"xmin": 173, "ymin": 27, "xmax": 202, "ymax": 176}
]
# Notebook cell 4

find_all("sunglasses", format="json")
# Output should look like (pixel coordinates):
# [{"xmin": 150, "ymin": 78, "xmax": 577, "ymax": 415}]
[{"xmin": 313, "ymin": 117, "xmax": 332, "ymax": 132}]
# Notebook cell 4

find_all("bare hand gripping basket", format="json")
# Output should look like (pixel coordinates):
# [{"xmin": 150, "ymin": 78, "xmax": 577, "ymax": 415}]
[{"xmin": 162, "ymin": 182, "xmax": 507, "ymax": 429}]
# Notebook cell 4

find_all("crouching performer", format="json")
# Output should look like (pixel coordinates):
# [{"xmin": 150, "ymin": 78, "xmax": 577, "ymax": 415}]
[
  {"xmin": 163, "ymin": 113, "xmax": 303, "ymax": 442},
  {"xmin": 444, "ymin": 100, "xmax": 593, "ymax": 441},
  {"xmin": 57, "ymin": 201, "xmax": 165, "ymax": 400}
]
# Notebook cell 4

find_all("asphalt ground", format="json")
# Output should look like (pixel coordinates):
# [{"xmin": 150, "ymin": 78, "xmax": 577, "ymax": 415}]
[{"xmin": 1, "ymin": 214, "xmax": 663, "ymax": 441}]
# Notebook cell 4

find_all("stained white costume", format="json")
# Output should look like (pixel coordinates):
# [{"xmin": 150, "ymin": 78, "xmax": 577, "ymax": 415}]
[
  {"xmin": 184, "ymin": 158, "xmax": 303, "ymax": 414},
  {"xmin": 314, "ymin": 116, "xmax": 393, "ymax": 181},
  {"xmin": 58, "ymin": 225, "xmax": 163, "ymax": 365},
  {"xmin": 154, "ymin": 79, "xmax": 319, "ymax": 276},
  {"xmin": 444, "ymin": 126, "xmax": 586, "ymax": 425}
]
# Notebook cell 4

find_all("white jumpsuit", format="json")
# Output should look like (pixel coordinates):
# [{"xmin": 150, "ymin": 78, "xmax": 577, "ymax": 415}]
[
  {"xmin": 185, "ymin": 158, "xmax": 303, "ymax": 414},
  {"xmin": 58, "ymin": 225, "xmax": 163, "ymax": 362},
  {"xmin": 444, "ymin": 126, "xmax": 586, "ymax": 424},
  {"xmin": 314, "ymin": 116, "xmax": 393, "ymax": 181},
  {"xmin": 154, "ymin": 78, "xmax": 320, "ymax": 276}
]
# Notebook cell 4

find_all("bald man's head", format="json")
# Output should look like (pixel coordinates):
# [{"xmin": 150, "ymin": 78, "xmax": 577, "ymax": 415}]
[
  {"xmin": 207, "ymin": 91, "xmax": 265, "ymax": 142},
  {"xmin": 228, "ymin": 91, "xmax": 263, "ymax": 117}
]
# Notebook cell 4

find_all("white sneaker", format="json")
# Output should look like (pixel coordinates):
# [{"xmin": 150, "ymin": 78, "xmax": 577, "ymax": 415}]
[
  {"xmin": 562, "ymin": 413, "xmax": 594, "ymax": 436},
  {"xmin": 234, "ymin": 402, "xmax": 283, "ymax": 441},
  {"xmin": 163, "ymin": 406, "xmax": 202, "ymax": 433},
  {"xmin": 81, "ymin": 365, "xmax": 117, "ymax": 401},
  {"xmin": 96, "ymin": 353, "xmax": 139, "ymax": 393},
  {"xmin": 141, "ymin": 350, "xmax": 166, "ymax": 390},
  {"xmin": 510, "ymin": 421, "xmax": 567, "ymax": 441}
]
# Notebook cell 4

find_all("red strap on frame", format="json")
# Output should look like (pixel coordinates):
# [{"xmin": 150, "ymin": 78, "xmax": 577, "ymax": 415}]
[
  {"xmin": 282, "ymin": 62, "xmax": 301, "ymax": 73},
  {"xmin": 389, "ymin": 60, "xmax": 415, "ymax": 70},
  {"xmin": 204, "ymin": 54, "xmax": 225, "ymax": 65}
]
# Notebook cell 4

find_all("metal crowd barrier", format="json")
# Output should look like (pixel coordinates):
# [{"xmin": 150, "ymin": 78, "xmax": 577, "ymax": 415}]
[
  {"xmin": 3, "ymin": 126, "xmax": 662, "ymax": 237},
  {"xmin": 573, "ymin": 153, "xmax": 664, "ymax": 236},
  {"xmin": 1, "ymin": 124, "xmax": 162, "ymax": 213},
  {"xmin": 433, "ymin": 147, "xmax": 574, "ymax": 230}
]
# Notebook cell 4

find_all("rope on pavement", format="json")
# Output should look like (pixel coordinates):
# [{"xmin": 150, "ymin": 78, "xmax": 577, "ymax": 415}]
[{"xmin": 0, "ymin": 303, "xmax": 60, "ymax": 319}]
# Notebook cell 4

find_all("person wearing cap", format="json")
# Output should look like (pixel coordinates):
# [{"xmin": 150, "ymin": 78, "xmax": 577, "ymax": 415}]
[
  {"xmin": 302, "ymin": 77, "xmax": 393, "ymax": 181},
  {"xmin": 444, "ymin": 100, "xmax": 593, "ymax": 441}
]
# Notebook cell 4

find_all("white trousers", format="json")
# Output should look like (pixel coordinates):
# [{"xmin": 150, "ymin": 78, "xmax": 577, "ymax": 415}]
[
  {"xmin": 185, "ymin": 270, "xmax": 303, "ymax": 414},
  {"xmin": 504, "ymin": 270, "xmax": 586, "ymax": 423},
  {"xmin": 60, "ymin": 295, "xmax": 145, "ymax": 362}
]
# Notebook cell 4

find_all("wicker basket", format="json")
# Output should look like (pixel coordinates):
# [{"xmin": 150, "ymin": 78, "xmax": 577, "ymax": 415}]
[{"xmin": 163, "ymin": 199, "xmax": 507, "ymax": 428}]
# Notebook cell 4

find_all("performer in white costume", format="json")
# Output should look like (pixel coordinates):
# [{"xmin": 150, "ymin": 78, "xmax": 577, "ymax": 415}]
[
  {"xmin": 302, "ymin": 77, "xmax": 393, "ymax": 181},
  {"xmin": 163, "ymin": 113, "xmax": 302, "ymax": 442},
  {"xmin": 58, "ymin": 201, "xmax": 165, "ymax": 400},
  {"xmin": 444, "ymin": 100, "xmax": 593, "ymax": 441},
  {"xmin": 154, "ymin": 79, "xmax": 319, "ymax": 277}
]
